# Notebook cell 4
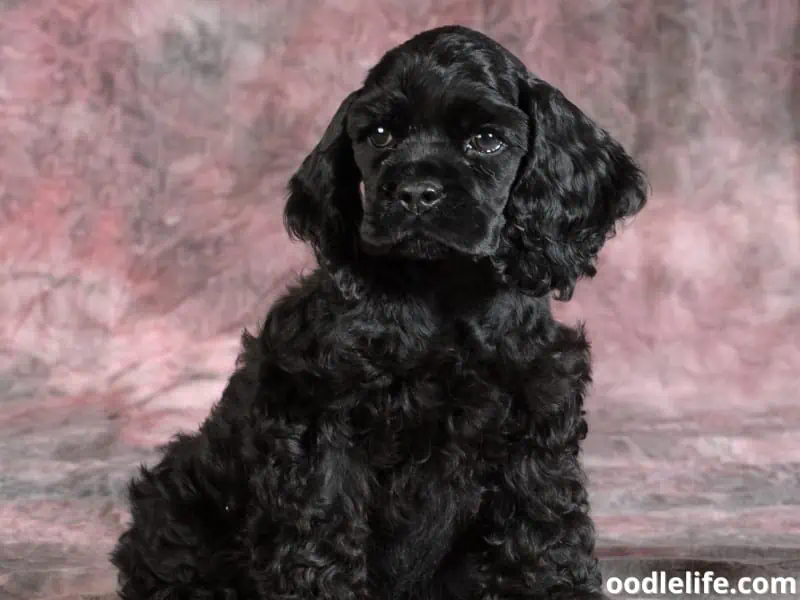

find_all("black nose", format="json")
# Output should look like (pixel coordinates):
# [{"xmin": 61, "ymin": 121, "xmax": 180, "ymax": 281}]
[{"xmin": 396, "ymin": 181, "xmax": 443, "ymax": 213}]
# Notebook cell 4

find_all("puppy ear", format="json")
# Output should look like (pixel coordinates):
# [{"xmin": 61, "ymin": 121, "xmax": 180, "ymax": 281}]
[
  {"xmin": 284, "ymin": 91, "xmax": 362, "ymax": 265},
  {"xmin": 504, "ymin": 76, "xmax": 648, "ymax": 300}
]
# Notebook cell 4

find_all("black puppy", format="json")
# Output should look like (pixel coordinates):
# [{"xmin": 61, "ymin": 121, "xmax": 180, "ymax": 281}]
[{"xmin": 112, "ymin": 26, "xmax": 647, "ymax": 600}]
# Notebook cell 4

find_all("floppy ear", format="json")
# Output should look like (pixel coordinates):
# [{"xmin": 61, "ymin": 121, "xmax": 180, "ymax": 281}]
[
  {"xmin": 503, "ymin": 75, "xmax": 648, "ymax": 300},
  {"xmin": 284, "ymin": 91, "xmax": 362, "ymax": 265}
]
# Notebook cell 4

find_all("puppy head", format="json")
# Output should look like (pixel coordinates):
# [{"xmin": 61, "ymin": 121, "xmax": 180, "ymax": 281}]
[{"xmin": 285, "ymin": 26, "xmax": 647, "ymax": 298}]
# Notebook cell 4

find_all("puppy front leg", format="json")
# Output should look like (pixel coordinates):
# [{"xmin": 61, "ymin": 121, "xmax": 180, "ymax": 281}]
[
  {"xmin": 477, "ymin": 449, "xmax": 605, "ymax": 600},
  {"xmin": 250, "ymin": 442, "xmax": 372, "ymax": 600}
]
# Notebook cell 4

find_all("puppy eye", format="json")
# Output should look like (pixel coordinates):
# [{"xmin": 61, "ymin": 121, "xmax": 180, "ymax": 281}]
[
  {"xmin": 465, "ymin": 131, "xmax": 504, "ymax": 154},
  {"xmin": 368, "ymin": 126, "xmax": 394, "ymax": 149}
]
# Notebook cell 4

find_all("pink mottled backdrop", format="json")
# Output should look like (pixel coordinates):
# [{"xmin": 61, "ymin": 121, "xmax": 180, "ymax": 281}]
[{"xmin": 1, "ymin": 1, "xmax": 798, "ymax": 598}]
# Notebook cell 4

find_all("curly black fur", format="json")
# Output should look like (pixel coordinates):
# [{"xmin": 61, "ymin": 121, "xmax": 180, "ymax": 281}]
[{"xmin": 112, "ymin": 26, "xmax": 647, "ymax": 600}]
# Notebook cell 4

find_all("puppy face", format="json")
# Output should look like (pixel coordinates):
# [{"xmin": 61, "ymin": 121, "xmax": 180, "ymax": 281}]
[
  {"xmin": 285, "ymin": 26, "xmax": 648, "ymax": 299},
  {"xmin": 347, "ymin": 44, "xmax": 529, "ymax": 259}
]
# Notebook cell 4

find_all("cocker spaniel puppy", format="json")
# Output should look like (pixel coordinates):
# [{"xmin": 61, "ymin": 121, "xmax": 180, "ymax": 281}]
[{"xmin": 112, "ymin": 26, "xmax": 647, "ymax": 600}]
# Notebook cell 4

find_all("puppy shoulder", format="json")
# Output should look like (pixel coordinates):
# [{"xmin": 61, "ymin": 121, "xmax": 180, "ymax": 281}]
[{"xmin": 258, "ymin": 268, "xmax": 344, "ymax": 345}]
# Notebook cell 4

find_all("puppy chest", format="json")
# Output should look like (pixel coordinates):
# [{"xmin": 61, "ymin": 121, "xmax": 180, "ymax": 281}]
[
  {"xmin": 349, "ymin": 371, "xmax": 512, "ymax": 463},
  {"xmin": 341, "ymin": 379, "xmax": 494, "ymax": 588},
  {"xmin": 366, "ymin": 461, "xmax": 484, "ymax": 592}
]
